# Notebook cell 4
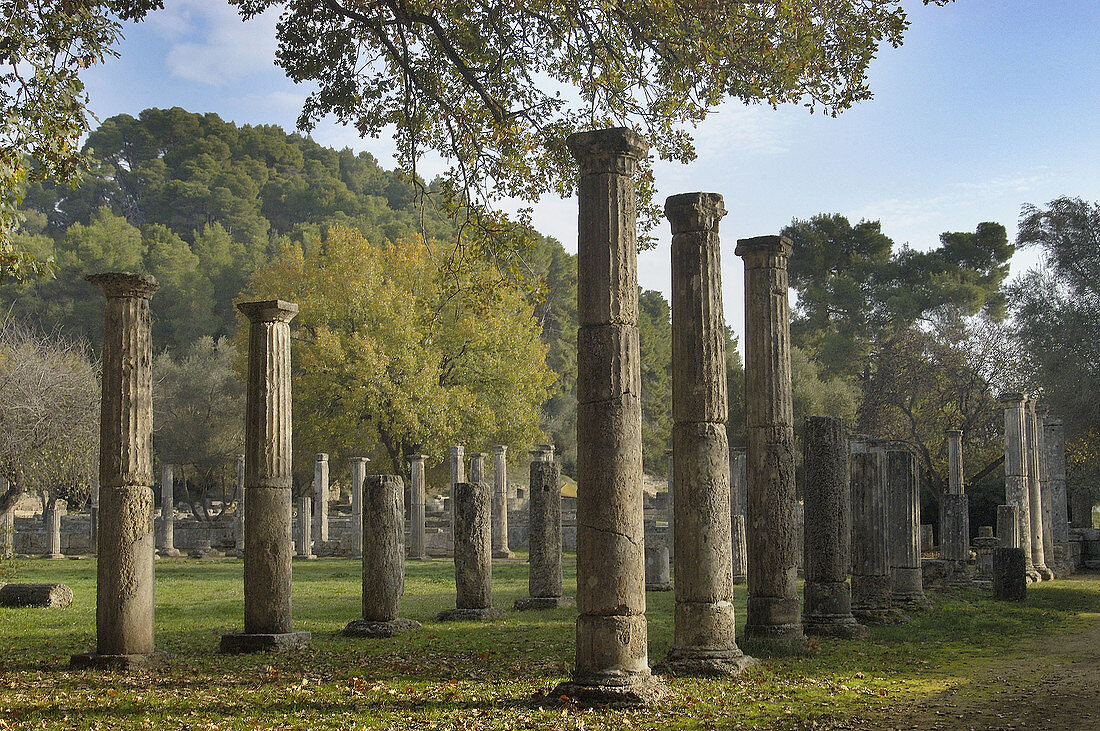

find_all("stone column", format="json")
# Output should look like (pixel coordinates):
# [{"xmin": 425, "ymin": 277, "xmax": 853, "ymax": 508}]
[
  {"xmin": 438, "ymin": 481, "xmax": 504, "ymax": 621},
  {"xmin": 993, "ymin": 547, "xmax": 1027, "ymax": 602},
  {"xmin": 1025, "ymin": 399, "xmax": 1053, "ymax": 580},
  {"xmin": 491, "ymin": 445, "xmax": 514, "ymax": 559},
  {"xmin": 157, "ymin": 464, "xmax": 179, "ymax": 557},
  {"xmin": 313, "ymin": 453, "xmax": 329, "ymax": 544},
  {"xmin": 1, "ymin": 492, "xmax": 13, "ymax": 558},
  {"xmin": 849, "ymin": 438, "xmax": 895, "ymax": 624},
  {"xmin": 941, "ymin": 430, "xmax": 970, "ymax": 564},
  {"xmin": 730, "ymin": 448, "xmax": 748, "ymax": 585},
  {"xmin": 551, "ymin": 128, "xmax": 663, "ymax": 706},
  {"xmin": 348, "ymin": 457, "xmax": 369, "ymax": 558},
  {"xmin": 920, "ymin": 525, "xmax": 934, "ymax": 553},
  {"xmin": 665, "ymin": 448, "xmax": 674, "ymax": 560},
  {"xmin": 89, "ymin": 477, "xmax": 99, "ymax": 556},
  {"xmin": 1044, "ymin": 417, "xmax": 1070, "ymax": 572},
  {"xmin": 886, "ymin": 441, "xmax": 931, "ymax": 610},
  {"xmin": 736, "ymin": 234, "xmax": 803, "ymax": 644},
  {"xmin": 997, "ymin": 504, "xmax": 1020, "ymax": 548},
  {"xmin": 656, "ymin": 192, "xmax": 751, "ymax": 676},
  {"xmin": 45, "ymin": 499, "xmax": 65, "ymax": 559},
  {"xmin": 220, "ymin": 300, "xmax": 310, "ymax": 654},
  {"xmin": 946, "ymin": 430, "xmax": 963, "ymax": 495},
  {"xmin": 999, "ymin": 392, "xmax": 1039, "ymax": 583},
  {"xmin": 407, "ymin": 454, "xmax": 428, "ymax": 560},
  {"xmin": 802, "ymin": 417, "xmax": 866, "ymax": 638},
  {"xmin": 448, "ymin": 445, "xmax": 465, "ymax": 538},
  {"xmin": 516, "ymin": 451, "xmax": 574, "ymax": 609},
  {"xmin": 344, "ymin": 475, "xmax": 420, "ymax": 637},
  {"xmin": 233, "ymin": 454, "xmax": 245, "ymax": 554},
  {"xmin": 295, "ymin": 495, "xmax": 316, "ymax": 560},
  {"xmin": 71, "ymin": 272, "xmax": 161, "ymax": 670},
  {"xmin": 645, "ymin": 540, "xmax": 672, "ymax": 592},
  {"xmin": 973, "ymin": 526, "xmax": 998, "ymax": 582},
  {"xmin": 469, "ymin": 452, "xmax": 487, "ymax": 485}
]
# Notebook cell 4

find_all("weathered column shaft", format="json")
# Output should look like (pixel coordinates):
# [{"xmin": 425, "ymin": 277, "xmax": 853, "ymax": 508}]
[
  {"xmin": 940, "ymin": 494, "xmax": 970, "ymax": 562},
  {"xmin": 469, "ymin": 453, "xmax": 486, "ymax": 486},
  {"xmin": 241, "ymin": 300, "xmax": 298, "ymax": 636},
  {"xmin": 528, "ymin": 458, "xmax": 564, "ymax": 599},
  {"xmin": 492, "ymin": 446, "xmax": 513, "ymax": 557},
  {"xmin": 448, "ymin": 445, "xmax": 465, "ymax": 537},
  {"xmin": 452, "ymin": 481, "xmax": 493, "ymax": 610},
  {"xmin": 665, "ymin": 449, "xmax": 674, "ymax": 560},
  {"xmin": 661, "ymin": 191, "xmax": 748, "ymax": 673},
  {"xmin": 158, "ymin": 464, "xmax": 176, "ymax": 555},
  {"xmin": 946, "ymin": 430, "xmax": 963, "ymax": 495},
  {"xmin": 349, "ymin": 457, "xmax": 368, "ymax": 558},
  {"xmin": 850, "ymin": 439, "xmax": 892, "ymax": 621},
  {"xmin": 314, "ymin": 453, "xmax": 329, "ymax": 543},
  {"xmin": 1, "ymin": 498, "xmax": 13, "ymax": 558},
  {"xmin": 886, "ymin": 443, "xmax": 929, "ymax": 608},
  {"xmin": 46, "ymin": 500, "xmax": 64, "ymax": 557},
  {"xmin": 1025, "ymin": 400, "xmax": 1050, "ymax": 577},
  {"xmin": 802, "ymin": 417, "xmax": 864, "ymax": 637},
  {"xmin": 234, "ymin": 454, "xmax": 245, "ymax": 551},
  {"xmin": 1043, "ymin": 418, "xmax": 1069, "ymax": 547},
  {"xmin": 1036, "ymin": 419, "xmax": 1056, "ymax": 572},
  {"xmin": 89, "ymin": 476, "xmax": 99, "ymax": 555},
  {"xmin": 363, "ymin": 475, "xmax": 405, "ymax": 621},
  {"xmin": 408, "ymin": 454, "xmax": 427, "ymax": 560},
  {"xmin": 296, "ymin": 496, "xmax": 313, "ymax": 558},
  {"xmin": 997, "ymin": 504, "xmax": 1021, "ymax": 548},
  {"xmin": 88, "ymin": 273, "xmax": 158, "ymax": 659},
  {"xmin": 736, "ymin": 234, "xmax": 801, "ymax": 641},
  {"xmin": 1000, "ymin": 393, "xmax": 1035, "ymax": 573},
  {"xmin": 730, "ymin": 449, "xmax": 747, "ymax": 583},
  {"xmin": 557, "ymin": 127, "xmax": 660, "ymax": 704}
]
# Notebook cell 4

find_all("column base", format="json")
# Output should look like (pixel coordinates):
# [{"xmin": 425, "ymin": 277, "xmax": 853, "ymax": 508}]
[
  {"xmin": 293, "ymin": 554, "xmax": 318, "ymax": 561},
  {"xmin": 891, "ymin": 593, "xmax": 934, "ymax": 611},
  {"xmin": 437, "ymin": 607, "xmax": 505, "ymax": 622},
  {"xmin": 645, "ymin": 582, "xmax": 672, "ymax": 592},
  {"xmin": 70, "ymin": 651, "xmax": 169, "ymax": 670},
  {"xmin": 803, "ymin": 615, "xmax": 869, "ymax": 639},
  {"xmin": 492, "ymin": 549, "xmax": 516, "ymax": 559},
  {"xmin": 219, "ymin": 631, "xmax": 311, "ymax": 654},
  {"xmin": 1035, "ymin": 565, "xmax": 1055, "ymax": 581},
  {"xmin": 43, "ymin": 554, "xmax": 66, "ymax": 560},
  {"xmin": 156, "ymin": 548, "xmax": 181, "ymax": 558},
  {"xmin": 852, "ymin": 606, "xmax": 905, "ymax": 625},
  {"xmin": 1026, "ymin": 568, "xmax": 1042, "ymax": 583},
  {"xmin": 514, "ymin": 596, "xmax": 575, "ymax": 611},
  {"xmin": 744, "ymin": 596, "xmax": 803, "ymax": 642},
  {"xmin": 654, "ymin": 649, "xmax": 756, "ymax": 677},
  {"xmin": 343, "ymin": 618, "xmax": 421, "ymax": 638},
  {"xmin": 550, "ymin": 674, "xmax": 667, "ymax": 708}
]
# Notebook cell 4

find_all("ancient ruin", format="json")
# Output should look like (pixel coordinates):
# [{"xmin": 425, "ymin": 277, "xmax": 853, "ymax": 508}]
[
  {"xmin": 438, "ymin": 481, "xmax": 503, "ymax": 621},
  {"xmin": 886, "ymin": 442, "xmax": 931, "ymax": 609},
  {"xmin": 515, "ymin": 447, "xmax": 573, "ymax": 610}
]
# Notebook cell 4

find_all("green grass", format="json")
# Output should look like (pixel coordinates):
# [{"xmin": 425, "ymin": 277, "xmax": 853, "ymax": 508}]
[{"xmin": 1, "ymin": 555, "xmax": 1097, "ymax": 730}]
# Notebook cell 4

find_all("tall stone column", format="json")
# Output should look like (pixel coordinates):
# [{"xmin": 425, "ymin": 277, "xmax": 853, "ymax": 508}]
[
  {"xmin": 438, "ymin": 481, "xmax": 504, "ymax": 621},
  {"xmin": 656, "ymin": 192, "xmax": 751, "ymax": 676},
  {"xmin": 999, "ymin": 392, "xmax": 1040, "ymax": 583},
  {"xmin": 941, "ymin": 430, "xmax": 970, "ymax": 563},
  {"xmin": 730, "ymin": 448, "xmax": 748, "ymax": 585},
  {"xmin": 1036, "ymin": 417, "xmax": 1057, "ymax": 574},
  {"xmin": 407, "ymin": 454, "xmax": 428, "ymax": 560},
  {"xmin": 736, "ymin": 234, "xmax": 803, "ymax": 644},
  {"xmin": 220, "ymin": 300, "xmax": 310, "ymax": 654},
  {"xmin": 1044, "ymin": 417, "xmax": 1070, "ymax": 570},
  {"xmin": 157, "ymin": 464, "xmax": 179, "ymax": 557},
  {"xmin": 295, "ymin": 495, "xmax": 316, "ymax": 560},
  {"xmin": 313, "ymin": 453, "xmax": 329, "ymax": 544},
  {"xmin": 551, "ymin": 128, "xmax": 663, "ymax": 706},
  {"xmin": 1025, "ymin": 399, "xmax": 1053, "ymax": 580},
  {"xmin": 802, "ymin": 417, "xmax": 865, "ymax": 638},
  {"xmin": 344, "ymin": 475, "xmax": 420, "ymax": 637},
  {"xmin": 89, "ymin": 476, "xmax": 99, "ymax": 556},
  {"xmin": 849, "ymin": 438, "xmax": 895, "ymax": 624},
  {"xmin": 516, "ymin": 449, "xmax": 574, "ymax": 610},
  {"xmin": 448, "ymin": 445, "xmax": 465, "ymax": 538},
  {"xmin": 886, "ymin": 442, "xmax": 931, "ymax": 610},
  {"xmin": 45, "ymin": 499, "xmax": 65, "ymax": 559},
  {"xmin": 348, "ymin": 457, "xmax": 369, "ymax": 558},
  {"xmin": 491, "ymin": 445, "xmax": 514, "ymax": 559},
  {"xmin": 665, "ymin": 448, "xmax": 674, "ymax": 560},
  {"xmin": 72, "ymin": 272, "xmax": 162, "ymax": 670},
  {"xmin": 233, "ymin": 454, "xmax": 245, "ymax": 554}
]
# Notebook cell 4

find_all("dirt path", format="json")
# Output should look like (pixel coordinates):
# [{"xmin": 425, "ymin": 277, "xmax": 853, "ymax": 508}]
[{"xmin": 876, "ymin": 583, "xmax": 1100, "ymax": 731}]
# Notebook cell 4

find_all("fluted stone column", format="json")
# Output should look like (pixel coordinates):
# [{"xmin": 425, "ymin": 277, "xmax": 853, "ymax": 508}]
[
  {"xmin": 886, "ymin": 442, "xmax": 931, "ymax": 610},
  {"xmin": 295, "ymin": 495, "xmax": 316, "ymax": 560},
  {"xmin": 349, "ymin": 457, "xmax": 369, "ymax": 558},
  {"xmin": 516, "ymin": 450, "xmax": 574, "ymax": 610},
  {"xmin": 736, "ymin": 234, "xmax": 803, "ymax": 644},
  {"xmin": 71, "ymin": 273, "xmax": 162, "ymax": 670},
  {"xmin": 802, "ymin": 417, "xmax": 866, "ymax": 638},
  {"xmin": 1025, "ymin": 400, "xmax": 1053, "ymax": 580},
  {"xmin": 1044, "ymin": 417, "xmax": 1070, "ymax": 573},
  {"xmin": 220, "ymin": 300, "xmax": 310, "ymax": 654},
  {"xmin": 233, "ymin": 454, "xmax": 245, "ymax": 554},
  {"xmin": 655, "ymin": 192, "xmax": 751, "ymax": 676},
  {"xmin": 438, "ymin": 481, "xmax": 503, "ymax": 621},
  {"xmin": 157, "ymin": 464, "xmax": 179, "ymax": 557},
  {"xmin": 941, "ymin": 430, "xmax": 970, "ymax": 564},
  {"xmin": 89, "ymin": 477, "xmax": 99, "ymax": 556},
  {"xmin": 45, "ymin": 500, "xmax": 65, "ymax": 559},
  {"xmin": 314, "ymin": 453, "xmax": 329, "ymax": 544},
  {"xmin": 408, "ymin": 454, "xmax": 428, "ymax": 560},
  {"xmin": 850, "ymin": 438, "xmax": 895, "ymax": 624},
  {"xmin": 491, "ymin": 445, "xmax": 514, "ymax": 559},
  {"xmin": 997, "ymin": 504, "xmax": 1020, "ymax": 548},
  {"xmin": 645, "ymin": 541, "xmax": 672, "ymax": 592},
  {"xmin": 665, "ymin": 449, "xmax": 674, "ymax": 560},
  {"xmin": 469, "ymin": 452, "xmax": 487, "ymax": 485},
  {"xmin": 448, "ymin": 445, "xmax": 465, "ymax": 539},
  {"xmin": 730, "ymin": 448, "xmax": 748, "ymax": 585},
  {"xmin": 1000, "ymin": 392, "xmax": 1039, "ymax": 583},
  {"xmin": 1035, "ymin": 419, "xmax": 1057, "ymax": 576},
  {"xmin": 344, "ymin": 475, "xmax": 420, "ymax": 637},
  {"xmin": 551, "ymin": 128, "xmax": 663, "ymax": 706}
]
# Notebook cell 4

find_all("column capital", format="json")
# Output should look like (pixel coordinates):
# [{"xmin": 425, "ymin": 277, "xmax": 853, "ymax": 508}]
[
  {"xmin": 945, "ymin": 429, "xmax": 962, "ymax": 438},
  {"xmin": 407, "ymin": 453, "xmax": 427, "ymax": 463},
  {"xmin": 664, "ymin": 192, "xmax": 726, "ymax": 235},
  {"xmin": 347, "ymin": 455, "xmax": 371, "ymax": 464},
  {"xmin": 493, "ymin": 445, "xmax": 508, "ymax": 456},
  {"xmin": 237, "ymin": 299, "xmax": 299, "ymax": 323},
  {"xmin": 315, "ymin": 453, "xmax": 328, "ymax": 462},
  {"xmin": 87, "ymin": 272, "xmax": 159, "ymax": 299},
  {"xmin": 566, "ymin": 128, "xmax": 648, "ymax": 175},
  {"xmin": 734, "ymin": 235, "xmax": 793, "ymax": 261},
  {"xmin": 998, "ymin": 391, "xmax": 1025, "ymax": 406},
  {"xmin": 449, "ymin": 445, "xmax": 465, "ymax": 457}
]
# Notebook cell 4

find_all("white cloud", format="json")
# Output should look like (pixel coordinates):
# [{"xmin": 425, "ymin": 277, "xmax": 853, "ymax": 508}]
[{"xmin": 689, "ymin": 102, "xmax": 795, "ymax": 158}]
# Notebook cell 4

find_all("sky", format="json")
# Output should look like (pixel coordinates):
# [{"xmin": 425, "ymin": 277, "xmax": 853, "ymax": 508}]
[{"xmin": 83, "ymin": 1, "xmax": 1100, "ymax": 346}]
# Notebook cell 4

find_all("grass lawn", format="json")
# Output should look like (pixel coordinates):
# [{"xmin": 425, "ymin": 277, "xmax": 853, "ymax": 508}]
[{"xmin": 1, "ymin": 555, "xmax": 1097, "ymax": 729}]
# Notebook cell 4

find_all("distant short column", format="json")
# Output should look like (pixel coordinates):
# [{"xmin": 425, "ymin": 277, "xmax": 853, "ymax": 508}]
[
  {"xmin": 1044, "ymin": 417, "xmax": 1071, "ymax": 573},
  {"xmin": 886, "ymin": 442, "xmax": 931, "ymax": 610},
  {"xmin": 997, "ymin": 504, "xmax": 1021, "ymax": 549},
  {"xmin": 448, "ymin": 445, "xmax": 465, "ymax": 537},
  {"xmin": 491, "ymin": 445, "xmax": 514, "ymax": 559},
  {"xmin": 730, "ymin": 448, "xmax": 748, "ymax": 584},
  {"xmin": 849, "ymin": 437, "xmax": 895, "ymax": 624},
  {"xmin": 469, "ymin": 452, "xmax": 487, "ymax": 485},
  {"xmin": 940, "ymin": 430, "xmax": 970, "ymax": 563},
  {"xmin": 234, "ymin": 454, "xmax": 245, "ymax": 554},
  {"xmin": 45, "ymin": 500, "xmax": 66, "ymax": 559},
  {"xmin": 295, "ymin": 496, "xmax": 316, "ymax": 560},
  {"xmin": 438, "ymin": 482, "xmax": 503, "ymax": 621},
  {"xmin": 314, "ymin": 453, "xmax": 329, "ymax": 543},
  {"xmin": 992, "ymin": 547, "xmax": 1026, "ymax": 602},
  {"xmin": 516, "ymin": 450, "xmax": 573, "ymax": 610},
  {"xmin": 348, "ymin": 457, "xmax": 369, "ymax": 558},
  {"xmin": 665, "ymin": 448, "xmax": 674, "ymax": 560},
  {"xmin": 157, "ymin": 464, "xmax": 179, "ymax": 557},
  {"xmin": 407, "ymin": 454, "xmax": 428, "ymax": 560},
  {"xmin": 645, "ymin": 539, "xmax": 672, "ymax": 592},
  {"xmin": 89, "ymin": 477, "xmax": 99, "ymax": 555},
  {"xmin": 344, "ymin": 475, "xmax": 421, "ymax": 637},
  {"xmin": 0, "ymin": 499, "xmax": 13, "ymax": 559},
  {"xmin": 1025, "ymin": 399, "xmax": 1053, "ymax": 580}
]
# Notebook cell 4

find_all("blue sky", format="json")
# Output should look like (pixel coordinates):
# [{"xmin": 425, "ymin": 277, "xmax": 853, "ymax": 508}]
[{"xmin": 83, "ymin": 1, "xmax": 1100, "ymax": 343}]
